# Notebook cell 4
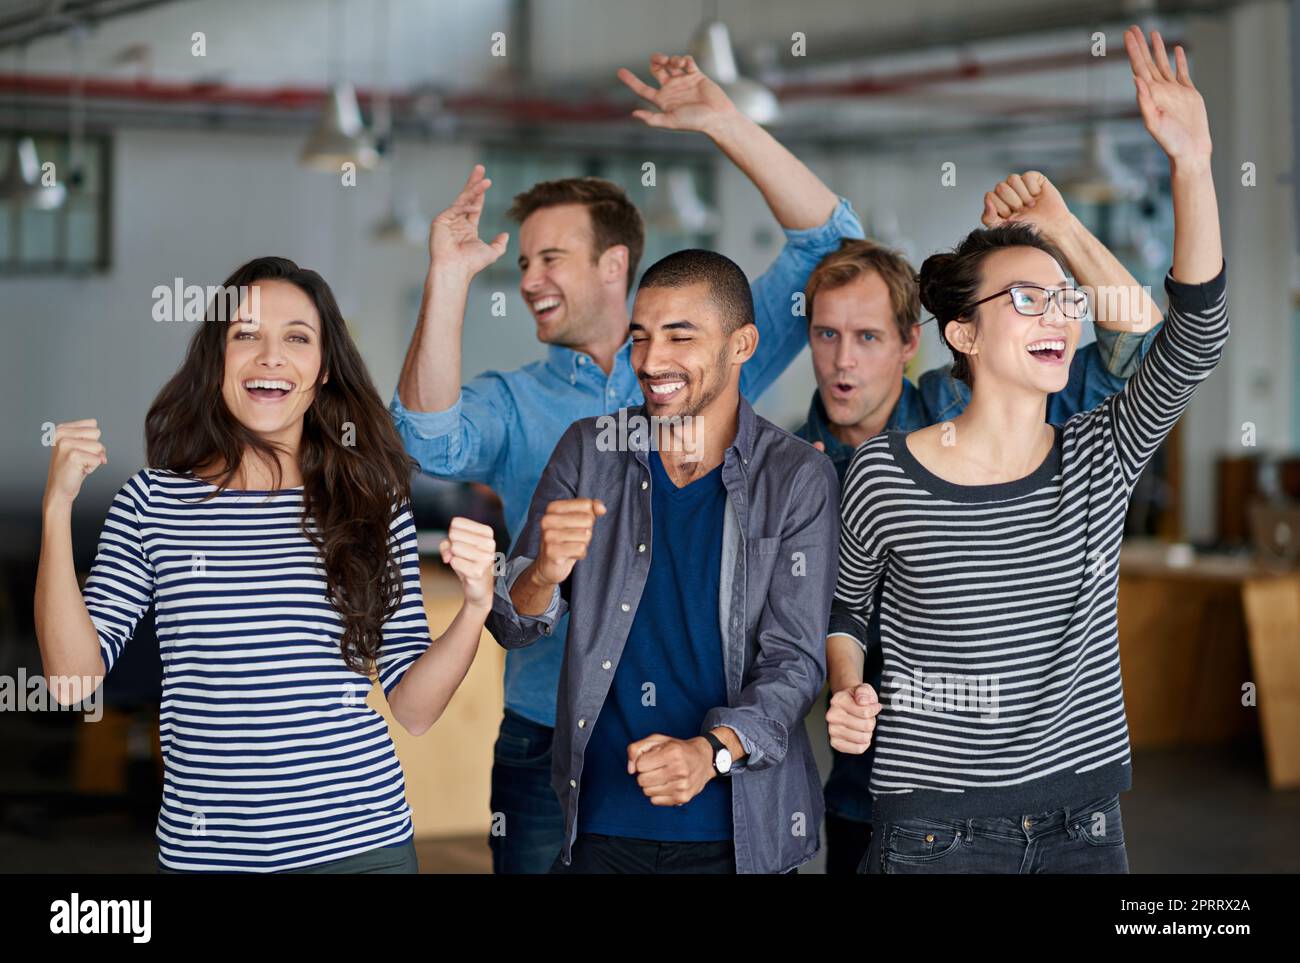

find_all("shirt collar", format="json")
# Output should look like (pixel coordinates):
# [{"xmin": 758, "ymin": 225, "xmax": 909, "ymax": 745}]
[{"xmin": 545, "ymin": 339, "xmax": 635, "ymax": 382}]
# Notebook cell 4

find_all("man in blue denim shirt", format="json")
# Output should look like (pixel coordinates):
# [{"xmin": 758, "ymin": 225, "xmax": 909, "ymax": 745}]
[
  {"xmin": 391, "ymin": 54, "xmax": 862, "ymax": 872},
  {"xmin": 488, "ymin": 250, "xmax": 839, "ymax": 874},
  {"xmin": 796, "ymin": 171, "xmax": 1162, "ymax": 874}
]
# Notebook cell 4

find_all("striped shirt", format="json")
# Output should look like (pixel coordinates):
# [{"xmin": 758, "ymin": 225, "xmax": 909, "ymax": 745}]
[
  {"xmin": 829, "ymin": 265, "xmax": 1229, "ymax": 822},
  {"xmin": 81, "ymin": 470, "xmax": 431, "ymax": 872}
]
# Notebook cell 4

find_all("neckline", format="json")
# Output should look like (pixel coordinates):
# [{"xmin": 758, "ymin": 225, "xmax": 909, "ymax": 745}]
[
  {"xmin": 650, "ymin": 448, "xmax": 724, "ymax": 494},
  {"xmin": 176, "ymin": 471, "xmax": 304, "ymax": 495},
  {"xmin": 887, "ymin": 424, "xmax": 1063, "ymax": 503}
]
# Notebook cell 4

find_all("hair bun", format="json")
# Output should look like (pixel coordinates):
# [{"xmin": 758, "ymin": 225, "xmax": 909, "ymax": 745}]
[{"xmin": 918, "ymin": 252, "xmax": 956, "ymax": 318}]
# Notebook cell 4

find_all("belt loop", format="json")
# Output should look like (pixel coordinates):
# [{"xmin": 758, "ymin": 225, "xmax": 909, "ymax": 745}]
[{"xmin": 963, "ymin": 817, "xmax": 974, "ymax": 843}]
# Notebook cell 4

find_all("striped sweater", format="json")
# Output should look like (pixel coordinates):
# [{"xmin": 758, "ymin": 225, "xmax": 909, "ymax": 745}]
[
  {"xmin": 829, "ymin": 265, "xmax": 1229, "ymax": 822},
  {"xmin": 81, "ymin": 470, "xmax": 431, "ymax": 872}
]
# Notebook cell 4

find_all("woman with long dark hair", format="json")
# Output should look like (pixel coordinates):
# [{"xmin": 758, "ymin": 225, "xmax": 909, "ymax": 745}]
[
  {"xmin": 35, "ymin": 256, "xmax": 496, "ymax": 873},
  {"xmin": 826, "ymin": 27, "xmax": 1228, "ymax": 873}
]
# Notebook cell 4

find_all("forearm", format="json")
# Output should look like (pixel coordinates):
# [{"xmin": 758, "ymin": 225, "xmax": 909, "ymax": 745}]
[
  {"xmin": 705, "ymin": 111, "xmax": 837, "ymax": 230},
  {"xmin": 396, "ymin": 264, "xmax": 473, "ymax": 412},
  {"xmin": 509, "ymin": 561, "xmax": 560, "ymax": 616},
  {"xmin": 827, "ymin": 633, "xmax": 866, "ymax": 692},
  {"xmin": 387, "ymin": 600, "xmax": 489, "ymax": 736},
  {"xmin": 35, "ymin": 501, "xmax": 105, "ymax": 695},
  {"xmin": 1051, "ymin": 215, "xmax": 1161, "ymax": 333},
  {"xmin": 1169, "ymin": 160, "xmax": 1222, "ymax": 284}
]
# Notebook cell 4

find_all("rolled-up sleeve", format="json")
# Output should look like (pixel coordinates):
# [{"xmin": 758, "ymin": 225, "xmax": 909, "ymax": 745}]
[
  {"xmin": 483, "ymin": 420, "xmax": 584, "ymax": 650},
  {"xmin": 741, "ymin": 197, "xmax": 864, "ymax": 400},
  {"xmin": 390, "ymin": 372, "xmax": 515, "ymax": 483},
  {"xmin": 486, "ymin": 555, "xmax": 568, "ymax": 649},
  {"xmin": 702, "ymin": 455, "xmax": 839, "ymax": 771}
]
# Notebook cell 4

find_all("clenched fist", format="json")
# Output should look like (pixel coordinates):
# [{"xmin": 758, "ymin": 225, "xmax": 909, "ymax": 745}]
[
  {"xmin": 827, "ymin": 682, "xmax": 883, "ymax": 755},
  {"xmin": 440, "ymin": 516, "xmax": 497, "ymax": 611},
  {"xmin": 982, "ymin": 171, "xmax": 1072, "ymax": 240},
  {"xmin": 534, "ymin": 498, "xmax": 606, "ymax": 587},
  {"xmin": 43, "ymin": 419, "xmax": 106, "ymax": 509}
]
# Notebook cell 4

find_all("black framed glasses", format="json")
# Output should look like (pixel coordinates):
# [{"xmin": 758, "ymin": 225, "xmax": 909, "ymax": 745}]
[{"xmin": 968, "ymin": 284, "xmax": 1089, "ymax": 320}]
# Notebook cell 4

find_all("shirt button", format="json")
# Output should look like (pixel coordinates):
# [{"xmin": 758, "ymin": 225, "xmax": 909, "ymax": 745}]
[
  {"xmin": 569, "ymin": 779, "xmax": 577, "ymax": 788},
  {"xmin": 641, "ymin": 481, "xmax": 648, "ymax": 490},
  {"xmin": 620, "ymin": 603, "xmax": 630, "ymax": 612},
  {"xmin": 578, "ymin": 356, "xmax": 586, "ymax": 365},
  {"xmin": 601, "ymin": 660, "xmax": 612, "ymax": 670},
  {"xmin": 638, "ymin": 543, "xmax": 646, "ymax": 553},
  {"xmin": 577, "ymin": 719, "xmax": 586, "ymax": 729}
]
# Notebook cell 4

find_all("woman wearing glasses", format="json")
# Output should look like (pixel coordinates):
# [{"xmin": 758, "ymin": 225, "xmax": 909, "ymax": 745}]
[
  {"xmin": 827, "ymin": 26, "xmax": 1228, "ymax": 873},
  {"xmin": 35, "ymin": 256, "xmax": 498, "ymax": 872}
]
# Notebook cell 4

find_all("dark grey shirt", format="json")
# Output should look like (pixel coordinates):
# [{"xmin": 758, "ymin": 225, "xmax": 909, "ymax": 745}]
[{"xmin": 486, "ymin": 395, "xmax": 840, "ymax": 874}]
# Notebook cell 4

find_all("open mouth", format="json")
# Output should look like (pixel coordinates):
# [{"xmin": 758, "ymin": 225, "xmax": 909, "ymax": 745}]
[
  {"xmin": 645, "ymin": 378, "xmax": 686, "ymax": 404},
  {"xmin": 242, "ymin": 378, "xmax": 296, "ymax": 402},
  {"xmin": 830, "ymin": 381, "xmax": 857, "ymax": 400},
  {"xmin": 1027, "ymin": 339, "xmax": 1066, "ymax": 364},
  {"xmin": 529, "ymin": 295, "xmax": 563, "ymax": 323}
]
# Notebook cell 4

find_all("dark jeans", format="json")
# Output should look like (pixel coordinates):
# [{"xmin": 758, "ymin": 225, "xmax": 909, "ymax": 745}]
[
  {"xmin": 551, "ymin": 833, "xmax": 737, "ymax": 874},
  {"xmin": 488, "ymin": 709, "xmax": 566, "ymax": 874},
  {"xmin": 825, "ymin": 812, "xmax": 873, "ymax": 876},
  {"xmin": 860, "ymin": 794, "xmax": 1129, "ymax": 874},
  {"xmin": 158, "ymin": 839, "xmax": 418, "ymax": 874}
]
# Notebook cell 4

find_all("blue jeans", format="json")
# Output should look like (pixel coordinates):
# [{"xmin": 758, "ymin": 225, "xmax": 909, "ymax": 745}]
[
  {"xmin": 488, "ymin": 709, "xmax": 565, "ymax": 874},
  {"xmin": 860, "ymin": 794, "xmax": 1129, "ymax": 874},
  {"xmin": 550, "ymin": 833, "xmax": 737, "ymax": 874}
]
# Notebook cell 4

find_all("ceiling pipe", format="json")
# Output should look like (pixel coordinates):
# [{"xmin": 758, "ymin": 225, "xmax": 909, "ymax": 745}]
[{"xmin": 0, "ymin": 36, "xmax": 1179, "ymax": 126}]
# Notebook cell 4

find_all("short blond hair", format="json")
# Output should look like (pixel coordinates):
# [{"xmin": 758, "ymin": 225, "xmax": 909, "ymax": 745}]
[{"xmin": 805, "ymin": 239, "xmax": 920, "ymax": 344}]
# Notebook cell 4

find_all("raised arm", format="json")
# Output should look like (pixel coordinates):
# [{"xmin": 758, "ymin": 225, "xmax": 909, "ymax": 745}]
[
  {"xmin": 385, "ymin": 515, "xmax": 496, "ymax": 736},
  {"xmin": 981, "ymin": 170, "xmax": 1162, "ymax": 336},
  {"xmin": 1100, "ymin": 27, "xmax": 1228, "ymax": 492},
  {"xmin": 1126, "ymin": 26, "xmax": 1221, "ymax": 283},
  {"xmin": 36, "ymin": 424, "xmax": 149, "ymax": 705},
  {"xmin": 396, "ymin": 165, "xmax": 509, "ymax": 414},
  {"xmin": 617, "ymin": 54, "xmax": 837, "ymax": 229}
]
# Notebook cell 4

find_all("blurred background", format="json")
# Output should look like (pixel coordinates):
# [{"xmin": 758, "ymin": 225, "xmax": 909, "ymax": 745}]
[{"xmin": 0, "ymin": 0, "xmax": 1297, "ymax": 873}]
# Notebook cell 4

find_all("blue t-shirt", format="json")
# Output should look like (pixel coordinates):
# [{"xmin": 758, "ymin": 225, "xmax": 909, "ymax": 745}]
[{"xmin": 577, "ymin": 449, "xmax": 733, "ymax": 841}]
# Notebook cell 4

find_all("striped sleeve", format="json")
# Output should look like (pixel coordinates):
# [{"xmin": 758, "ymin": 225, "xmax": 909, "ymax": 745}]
[
  {"xmin": 828, "ymin": 445, "xmax": 889, "ymax": 656},
  {"xmin": 82, "ymin": 470, "xmax": 156, "ymax": 674},
  {"xmin": 1105, "ymin": 262, "xmax": 1229, "ymax": 492},
  {"xmin": 375, "ymin": 502, "xmax": 432, "ymax": 697}
]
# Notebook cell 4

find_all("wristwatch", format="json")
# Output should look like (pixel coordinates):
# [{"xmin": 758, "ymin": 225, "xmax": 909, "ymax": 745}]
[{"xmin": 703, "ymin": 732, "xmax": 733, "ymax": 776}]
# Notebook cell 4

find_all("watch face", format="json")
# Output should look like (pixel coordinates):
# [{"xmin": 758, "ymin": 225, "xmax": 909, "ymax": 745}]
[{"xmin": 715, "ymin": 748, "xmax": 732, "ymax": 774}]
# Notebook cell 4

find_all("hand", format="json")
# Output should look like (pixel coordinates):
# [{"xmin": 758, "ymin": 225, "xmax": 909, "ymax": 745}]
[
  {"xmin": 827, "ymin": 683, "xmax": 882, "ymax": 754},
  {"xmin": 627, "ymin": 734, "xmax": 714, "ymax": 806},
  {"xmin": 43, "ymin": 419, "xmax": 106, "ymax": 510},
  {"xmin": 982, "ymin": 171, "xmax": 1074, "ymax": 240},
  {"xmin": 811, "ymin": 440, "xmax": 826, "ymax": 453},
  {"xmin": 1124, "ymin": 26, "xmax": 1212, "ymax": 165},
  {"xmin": 428, "ymin": 165, "xmax": 509, "ymax": 276},
  {"xmin": 617, "ymin": 53, "xmax": 739, "ymax": 136},
  {"xmin": 533, "ymin": 498, "xmax": 606, "ymax": 587},
  {"xmin": 440, "ymin": 516, "xmax": 497, "ymax": 611}
]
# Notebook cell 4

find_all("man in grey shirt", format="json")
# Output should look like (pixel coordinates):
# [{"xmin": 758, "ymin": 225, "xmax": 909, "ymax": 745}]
[{"xmin": 487, "ymin": 248, "xmax": 839, "ymax": 874}]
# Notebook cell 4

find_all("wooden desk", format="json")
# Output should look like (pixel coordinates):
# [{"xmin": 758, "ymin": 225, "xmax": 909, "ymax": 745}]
[
  {"xmin": 367, "ymin": 563, "xmax": 505, "ymax": 839},
  {"xmin": 1118, "ymin": 541, "xmax": 1300, "ymax": 789}
]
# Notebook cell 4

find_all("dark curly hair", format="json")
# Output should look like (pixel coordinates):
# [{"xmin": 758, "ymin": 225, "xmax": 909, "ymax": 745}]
[{"xmin": 144, "ymin": 256, "xmax": 416, "ymax": 674}]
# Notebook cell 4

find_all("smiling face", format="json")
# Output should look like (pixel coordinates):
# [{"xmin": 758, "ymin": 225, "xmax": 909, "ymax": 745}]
[
  {"xmin": 630, "ymin": 281, "xmax": 754, "ymax": 422},
  {"xmin": 517, "ymin": 204, "xmax": 627, "ymax": 348},
  {"xmin": 945, "ymin": 246, "xmax": 1079, "ymax": 396},
  {"xmin": 810, "ymin": 270, "xmax": 919, "ymax": 438},
  {"xmin": 220, "ymin": 279, "xmax": 325, "ymax": 445}
]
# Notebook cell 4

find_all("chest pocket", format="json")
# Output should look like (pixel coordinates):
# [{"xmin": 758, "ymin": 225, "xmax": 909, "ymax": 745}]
[{"xmin": 746, "ymin": 535, "xmax": 785, "ymax": 608}]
